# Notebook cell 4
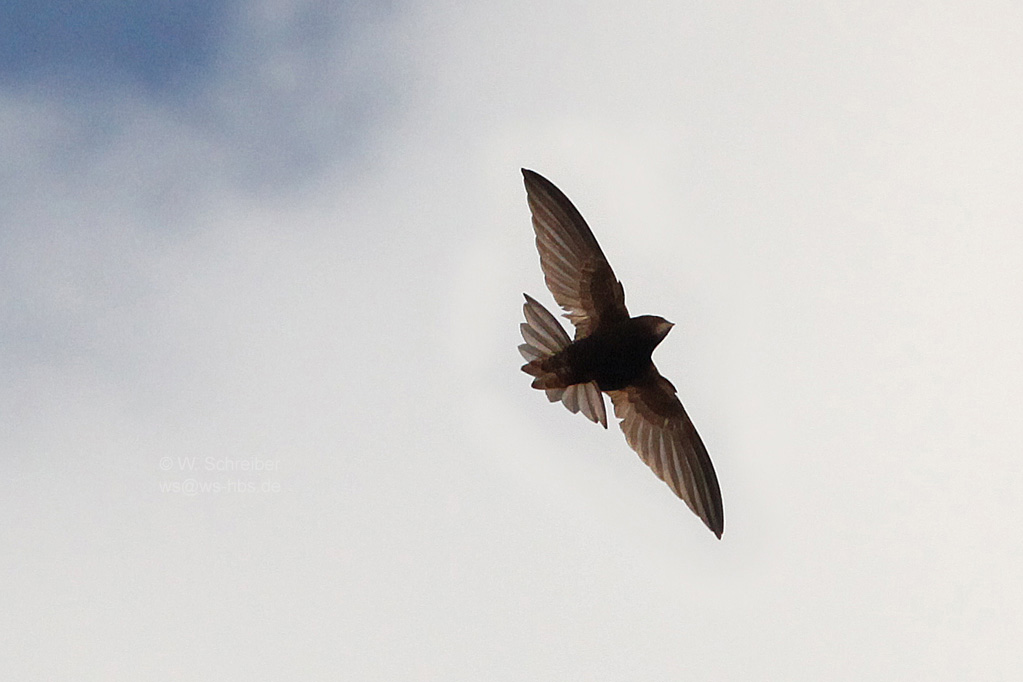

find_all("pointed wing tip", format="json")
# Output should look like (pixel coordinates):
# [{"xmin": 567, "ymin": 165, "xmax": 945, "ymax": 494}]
[
  {"xmin": 693, "ymin": 498, "xmax": 724, "ymax": 539},
  {"xmin": 704, "ymin": 492, "xmax": 724, "ymax": 539},
  {"xmin": 704, "ymin": 509, "xmax": 724, "ymax": 538},
  {"xmin": 521, "ymin": 168, "xmax": 546, "ymax": 191}
]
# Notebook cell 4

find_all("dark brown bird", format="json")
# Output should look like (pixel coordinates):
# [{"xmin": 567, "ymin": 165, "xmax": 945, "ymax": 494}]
[{"xmin": 518, "ymin": 168, "xmax": 724, "ymax": 538}]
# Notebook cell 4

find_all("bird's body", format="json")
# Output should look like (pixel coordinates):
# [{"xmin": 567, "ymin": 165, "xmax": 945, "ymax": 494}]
[
  {"xmin": 518, "ymin": 168, "xmax": 725, "ymax": 538},
  {"xmin": 525, "ymin": 315, "xmax": 672, "ymax": 392}
]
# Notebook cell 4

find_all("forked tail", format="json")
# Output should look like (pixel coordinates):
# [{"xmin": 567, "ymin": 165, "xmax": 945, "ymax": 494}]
[{"xmin": 518, "ymin": 294, "xmax": 607, "ymax": 428}]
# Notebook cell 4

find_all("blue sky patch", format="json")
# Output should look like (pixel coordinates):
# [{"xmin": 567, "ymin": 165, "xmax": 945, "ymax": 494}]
[{"xmin": 0, "ymin": 0, "xmax": 234, "ymax": 92}]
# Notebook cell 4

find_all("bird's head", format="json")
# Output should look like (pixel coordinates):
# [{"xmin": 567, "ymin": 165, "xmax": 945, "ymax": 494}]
[{"xmin": 635, "ymin": 315, "xmax": 675, "ymax": 348}]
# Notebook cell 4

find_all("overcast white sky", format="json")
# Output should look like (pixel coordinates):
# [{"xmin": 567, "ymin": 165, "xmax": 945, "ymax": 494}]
[{"xmin": 3, "ymin": 1, "xmax": 1023, "ymax": 679}]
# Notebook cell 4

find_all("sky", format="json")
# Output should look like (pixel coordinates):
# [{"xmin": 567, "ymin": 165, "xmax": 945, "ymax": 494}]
[{"xmin": 2, "ymin": 0, "xmax": 1023, "ymax": 679}]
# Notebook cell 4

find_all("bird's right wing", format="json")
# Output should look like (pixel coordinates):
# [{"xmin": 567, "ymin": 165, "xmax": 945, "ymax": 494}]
[
  {"xmin": 522, "ymin": 169, "xmax": 629, "ymax": 338},
  {"xmin": 607, "ymin": 366, "xmax": 724, "ymax": 537}
]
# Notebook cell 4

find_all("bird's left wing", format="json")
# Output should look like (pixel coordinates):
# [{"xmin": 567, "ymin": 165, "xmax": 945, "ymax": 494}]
[
  {"xmin": 607, "ymin": 366, "xmax": 724, "ymax": 537},
  {"xmin": 522, "ymin": 169, "xmax": 629, "ymax": 338}
]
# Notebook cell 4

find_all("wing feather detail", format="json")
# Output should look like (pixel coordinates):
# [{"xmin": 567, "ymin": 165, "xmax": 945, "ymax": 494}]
[
  {"xmin": 608, "ymin": 366, "xmax": 724, "ymax": 538},
  {"xmin": 522, "ymin": 169, "xmax": 629, "ymax": 338}
]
